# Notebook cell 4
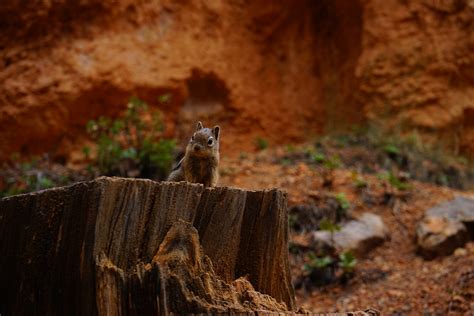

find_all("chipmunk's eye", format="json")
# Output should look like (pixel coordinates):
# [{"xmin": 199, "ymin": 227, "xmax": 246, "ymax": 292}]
[
  {"xmin": 191, "ymin": 133, "xmax": 196, "ymax": 141},
  {"xmin": 207, "ymin": 137, "xmax": 214, "ymax": 146}
]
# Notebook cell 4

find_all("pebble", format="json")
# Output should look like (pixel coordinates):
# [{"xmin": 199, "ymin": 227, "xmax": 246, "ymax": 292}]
[{"xmin": 454, "ymin": 247, "xmax": 467, "ymax": 256}]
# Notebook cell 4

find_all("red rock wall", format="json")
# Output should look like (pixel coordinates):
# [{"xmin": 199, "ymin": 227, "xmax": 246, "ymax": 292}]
[
  {"xmin": 0, "ymin": 0, "xmax": 473, "ymax": 160},
  {"xmin": 358, "ymin": 0, "xmax": 474, "ymax": 156}
]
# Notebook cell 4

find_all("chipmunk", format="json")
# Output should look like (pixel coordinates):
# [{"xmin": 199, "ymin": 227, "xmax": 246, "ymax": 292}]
[{"xmin": 167, "ymin": 121, "xmax": 220, "ymax": 187}]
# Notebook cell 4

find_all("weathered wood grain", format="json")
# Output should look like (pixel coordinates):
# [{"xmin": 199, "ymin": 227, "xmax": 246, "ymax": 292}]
[{"xmin": 0, "ymin": 177, "xmax": 295, "ymax": 315}]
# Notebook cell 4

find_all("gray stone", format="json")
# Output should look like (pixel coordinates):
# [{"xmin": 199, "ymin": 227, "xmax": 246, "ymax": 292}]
[
  {"xmin": 312, "ymin": 213, "xmax": 389, "ymax": 256},
  {"xmin": 416, "ymin": 215, "xmax": 469, "ymax": 259},
  {"xmin": 426, "ymin": 196, "xmax": 474, "ymax": 238}
]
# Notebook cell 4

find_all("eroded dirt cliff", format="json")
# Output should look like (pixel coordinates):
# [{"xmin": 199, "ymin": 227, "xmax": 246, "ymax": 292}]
[{"xmin": 0, "ymin": 0, "xmax": 473, "ymax": 160}]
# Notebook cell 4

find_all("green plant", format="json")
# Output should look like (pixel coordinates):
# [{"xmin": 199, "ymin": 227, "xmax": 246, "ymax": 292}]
[
  {"xmin": 319, "ymin": 218, "xmax": 341, "ymax": 233},
  {"xmin": 305, "ymin": 252, "xmax": 333, "ymax": 271},
  {"xmin": 383, "ymin": 143, "xmax": 400, "ymax": 155},
  {"xmin": 82, "ymin": 146, "xmax": 91, "ymax": 160},
  {"xmin": 334, "ymin": 135, "xmax": 350, "ymax": 148},
  {"xmin": 339, "ymin": 251, "xmax": 357, "ymax": 274},
  {"xmin": 335, "ymin": 192, "xmax": 350, "ymax": 210},
  {"xmin": 37, "ymin": 176, "xmax": 55, "ymax": 189},
  {"xmin": 303, "ymin": 251, "xmax": 341, "ymax": 286},
  {"xmin": 301, "ymin": 223, "xmax": 358, "ymax": 287},
  {"xmin": 158, "ymin": 93, "xmax": 171, "ymax": 104},
  {"xmin": 312, "ymin": 152, "xmax": 326, "ymax": 164},
  {"xmin": 0, "ymin": 156, "xmax": 76, "ymax": 198},
  {"xmin": 280, "ymin": 158, "xmax": 292, "ymax": 166},
  {"xmin": 288, "ymin": 214, "xmax": 297, "ymax": 229},
  {"xmin": 314, "ymin": 256, "xmax": 332, "ymax": 268},
  {"xmin": 388, "ymin": 172, "xmax": 410, "ymax": 190},
  {"xmin": 319, "ymin": 218, "xmax": 341, "ymax": 249},
  {"xmin": 255, "ymin": 137, "xmax": 269, "ymax": 150},
  {"xmin": 351, "ymin": 171, "xmax": 368, "ymax": 188},
  {"xmin": 86, "ymin": 96, "xmax": 175, "ymax": 179},
  {"xmin": 285, "ymin": 144, "xmax": 296, "ymax": 153},
  {"xmin": 323, "ymin": 155, "xmax": 342, "ymax": 169}
]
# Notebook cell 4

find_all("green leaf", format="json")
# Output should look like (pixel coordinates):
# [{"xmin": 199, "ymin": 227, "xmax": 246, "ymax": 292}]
[
  {"xmin": 384, "ymin": 144, "xmax": 400, "ymax": 155},
  {"xmin": 319, "ymin": 218, "xmax": 340, "ymax": 233},
  {"xmin": 387, "ymin": 172, "xmax": 411, "ymax": 190},
  {"xmin": 120, "ymin": 147, "xmax": 138, "ymax": 159},
  {"xmin": 311, "ymin": 153, "xmax": 325, "ymax": 163},
  {"xmin": 111, "ymin": 120, "xmax": 125, "ymax": 135},
  {"xmin": 339, "ymin": 251, "xmax": 357, "ymax": 272},
  {"xmin": 82, "ymin": 146, "xmax": 91, "ymax": 157},
  {"xmin": 98, "ymin": 117, "xmax": 111, "ymax": 129},
  {"xmin": 303, "ymin": 263, "xmax": 312, "ymax": 272},
  {"xmin": 38, "ymin": 177, "xmax": 54, "ymax": 189},
  {"xmin": 313, "ymin": 256, "xmax": 332, "ymax": 268},
  {"xmin": 129, "ymin": 96, "xmax": 147, "ymax": 109},
  {"xmin": 86, "ymin": 120, "xmax": 98, "ymax": 135},
  {"xmin": 255, "ymin": 137, "xmax": 269, "ymax": 150},
  {"xmin": 335, "ymin": 192, "xmax": 350, "ymax": 210},
  {"xmin": 323, "ymin": 155, "xmax": 342, "ymax": 169},
  {"xmin": 158, "ymin": 93, "xmax": 172, "ymax": 104}
]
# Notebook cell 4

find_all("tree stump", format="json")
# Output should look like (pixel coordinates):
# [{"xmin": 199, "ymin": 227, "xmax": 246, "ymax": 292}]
[{"xmin": 0, "ymin": 177, "xmax": 295, "ymax": 315}]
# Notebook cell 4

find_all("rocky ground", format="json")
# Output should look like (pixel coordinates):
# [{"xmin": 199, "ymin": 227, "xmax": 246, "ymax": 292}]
[
  {"xmin": 219, "ymin": 145, "xmax": 474, "ymax": 315},
  {"xmin": 2, "ymin": 137, "xmax": 474, "ymax": 314}
]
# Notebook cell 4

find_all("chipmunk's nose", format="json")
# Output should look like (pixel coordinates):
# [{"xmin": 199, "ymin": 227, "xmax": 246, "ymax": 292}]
[{"xmin": 193, "ymin": 144, "xmax": 202, "ymax": 152}]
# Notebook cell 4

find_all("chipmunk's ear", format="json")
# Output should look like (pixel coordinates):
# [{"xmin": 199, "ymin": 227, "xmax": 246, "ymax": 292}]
[
  {"xmin": 213, "ymin": 126, "xmax": 220, "ymax": 140},
  {"xmin": 196, "ymin": 121, "xmax": 203, "ymax": 131}
]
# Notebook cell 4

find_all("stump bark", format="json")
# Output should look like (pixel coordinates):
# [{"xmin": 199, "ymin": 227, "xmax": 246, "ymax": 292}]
[{"xmin": 0, "ymin": 177, "xmax": 295, "ymax": 315}]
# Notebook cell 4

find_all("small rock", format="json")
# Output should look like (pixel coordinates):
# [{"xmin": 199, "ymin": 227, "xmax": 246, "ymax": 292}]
[
  {"xmin": 312, "ymin": 213, "xmax": 389, "ymax": 256},
  {"xmin": 416, "ymin": 216, "xmax": 469, "ymax": 259},
  {"xmin": 427, "ymin": 196, "xmax": 474, "ymax": 238},
  {"xmin": 454, "ymin": 247, "xmax": 467, "ymax": 257}
]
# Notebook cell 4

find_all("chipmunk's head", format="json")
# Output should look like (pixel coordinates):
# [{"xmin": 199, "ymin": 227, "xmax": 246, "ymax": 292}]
[{"xmin": 187, "ymin": 121, "xmax": 220, "ymax": 158}]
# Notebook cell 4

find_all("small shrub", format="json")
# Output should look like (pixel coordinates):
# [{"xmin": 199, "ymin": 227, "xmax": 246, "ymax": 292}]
[
  {"xmin": 378, "ymin": 171, "xmax": 411, "ymax": 190},
  {"xmin": 305, "ymin": 253, "xmax": 333, "ymax": 271},
  {"xmin": 323, "ymin": 155, "xmax": 342, "ymax": 169},
  {"xmin": 158, "ymin": 93, "xmax": 172, "ymax": 104},
  {"xmin": 0, "ymin": 156, "xmax": 78, "ymax": 198},
  {"xmin": 302, "ymin": 250, "xmax": 358, "ymax": 287},
  {"xmin": 351, "ymin": 171, "xmax": 368, "ymax": 188},
  {"xmin": 86, "ymin": 96, "xmax": 175, "ymax": 179},
  {"xmin": 319, "ymin": 218, "xmax": 341, "ymax": 234},
  {"xmin": 319, "ymin": 218, "xmax": 341, "ymax": 249},
  {"xmin": 339, "ymin": 251, "xmax": 357, "ymax": 283},
  {"xmin": 303, "ymin": 252, "xmax": 336, "ymax": 286},
  {"xmin": 383, "ymin": 143, "xmax": 400, "ymax": 156},
  {"xmin": 82, "ymin": 146, "xmax": 91, "ymax": 160},
  {"xmin": 288, "ymin": 214, "xmax": 297, "ymax": 229},
  {"xmin": 280, "ymin": 158, "xmax": 292, "ymax": 166},
  {"xmin": 319, "ymin": 155, "xmax": 342, "ymax": 189},
  {"xmin": 339, "ymin": 251, "xmax": 357, "ymax": 275},
  {"xmin": 255, "ymin": 137, "xmax": 269, "ymax": 150},
  {"xmin": 285, "ymin": 144, "xmax": 296, "ymax": 153},
  {"xmin": 335, "ymin": 192, "xmax": 351, "ymax": 211},
  {"xmin": 334, "ymin": 135, "xmax": 350, "ymax": 148},
  {"xmin": 312, "ymin": 152, "xmax": 326, "ymax": 164}
]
